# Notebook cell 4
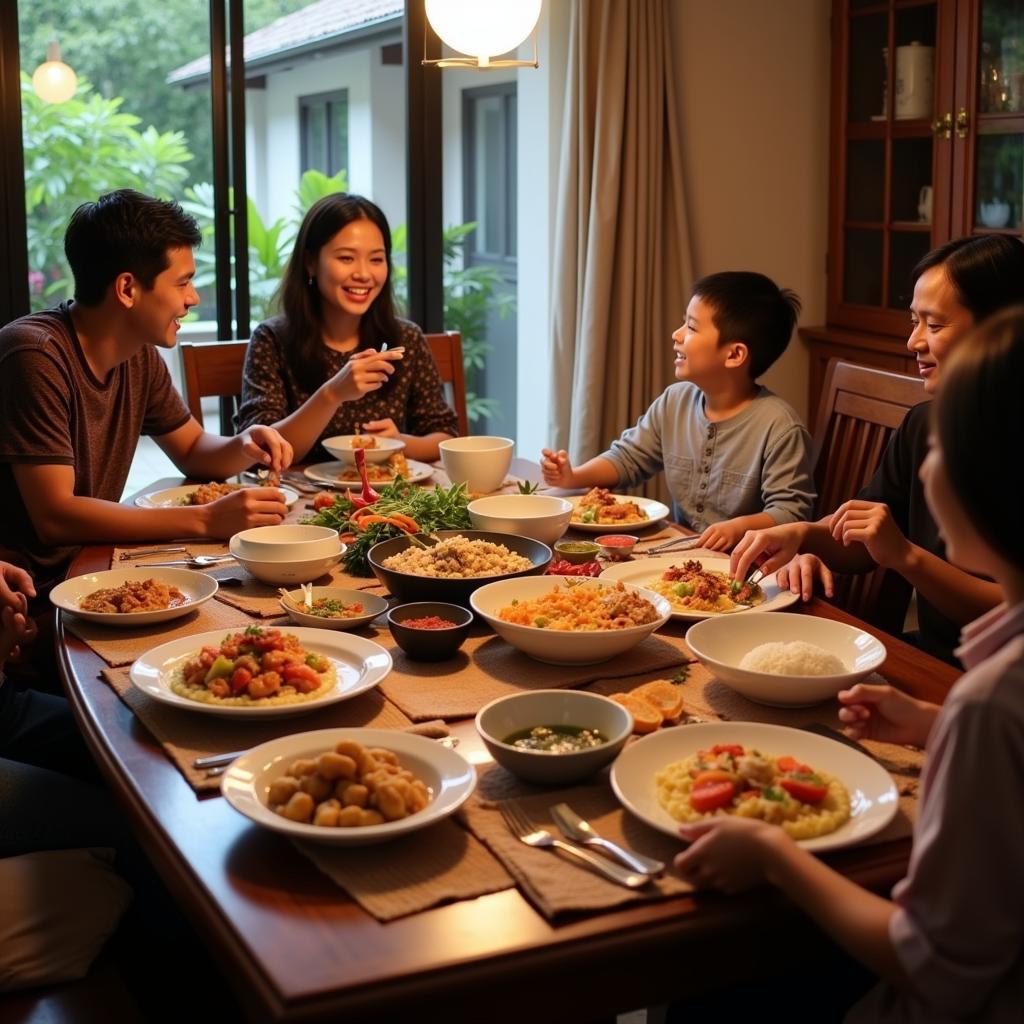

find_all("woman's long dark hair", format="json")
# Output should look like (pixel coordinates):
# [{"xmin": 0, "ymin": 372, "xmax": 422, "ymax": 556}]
[
  {"xmin": 275, "ymin": 193, "xmax": 402, "ymax": 393},
  {"xmin": 935, "ymin": 305, "xmax": 1024, "ymax": 572},
  {"xmin": 912, "ymin": 235, "xmax": 1024, "ymax": 321}
]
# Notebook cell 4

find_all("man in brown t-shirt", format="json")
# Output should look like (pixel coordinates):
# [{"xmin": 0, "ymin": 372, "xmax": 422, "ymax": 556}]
[{"xmin": 0, "ymin": 189, "xmax": 294, "ymax": 589}]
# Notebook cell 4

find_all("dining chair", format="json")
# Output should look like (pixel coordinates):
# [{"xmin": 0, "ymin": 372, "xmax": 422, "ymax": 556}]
[
  {"xmin": 179, "ymin": 339, "xmax": 248, "ymax": 435},
  {"xmin": 811, "ymin": 359, "xmax": 930, "ymax": 633},
  {"xmin": 180, "ymin": 333, "xmax": 469, "ymax": 437},
  {"xmin": 424, "ymin": 330, "xmax": 468, "ymax": 436}
]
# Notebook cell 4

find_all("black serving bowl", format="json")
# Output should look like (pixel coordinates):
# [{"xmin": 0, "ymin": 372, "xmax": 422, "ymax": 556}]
[
  {"xmin": 387, "ymin": 603, "xmax": 474, "ymax": 662},
  {"xmin": 367, "ymin": 530, "xmax": 552, "ymax": 606}
]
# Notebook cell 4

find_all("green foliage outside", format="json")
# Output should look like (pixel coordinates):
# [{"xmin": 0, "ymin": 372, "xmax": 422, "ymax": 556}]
[
  {"xmin": 21, "ymin": 73, "xmax": 193, "ymax": 304},
  {"xmin": 18, "ymin": 0, "xmax": 515, "ymax": 424}
]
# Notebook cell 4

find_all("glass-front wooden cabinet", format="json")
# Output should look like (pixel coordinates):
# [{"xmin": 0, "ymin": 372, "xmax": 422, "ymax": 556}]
[{"xmin": 804, "ymin": 0, "xmax": 1024, "ymax": 424}]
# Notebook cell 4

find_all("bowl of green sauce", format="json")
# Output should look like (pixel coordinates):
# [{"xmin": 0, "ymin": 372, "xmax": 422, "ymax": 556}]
[
  {"xmin": 475, "ymin": 690, "xmax": 632, "ymax": 784},
  {"xmin": 553, "ymin": 539, "xmax": 602, "ymax": 564}
]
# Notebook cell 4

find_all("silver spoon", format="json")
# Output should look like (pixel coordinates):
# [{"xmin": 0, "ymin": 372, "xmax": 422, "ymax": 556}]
[{"xmin": 141, "ymin": 555, "xmax": 237, "ymax": 568}]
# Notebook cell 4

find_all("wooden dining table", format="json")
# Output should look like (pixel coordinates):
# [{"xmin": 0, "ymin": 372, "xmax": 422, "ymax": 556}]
[{"xmin": 57, "ymin": 468, "xmax": 961, "ymax": 1023}]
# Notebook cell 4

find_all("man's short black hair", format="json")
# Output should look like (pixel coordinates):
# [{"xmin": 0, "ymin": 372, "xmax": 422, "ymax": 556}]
[
  {"xmin": 64, "ymin": 189, "xmax": 201, "ymax": 306},
  {"xmin": 691, "ymin": 271, "xmax": 802, "ymax": 379}
]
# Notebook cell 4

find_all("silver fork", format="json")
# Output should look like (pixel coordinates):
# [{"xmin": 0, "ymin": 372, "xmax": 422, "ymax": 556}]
[{"xmin": 498, "ymin": 801, "xmax": 649, "ymax": 889}]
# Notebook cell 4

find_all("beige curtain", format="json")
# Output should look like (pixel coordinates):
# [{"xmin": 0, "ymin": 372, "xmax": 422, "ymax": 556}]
[{"xmin": 549, "ymin": 0, "xmax": 692, "ymax": 503}]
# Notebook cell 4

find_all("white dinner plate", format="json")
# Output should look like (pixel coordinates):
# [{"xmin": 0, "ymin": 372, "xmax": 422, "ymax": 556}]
[
  {"xmin": 600, "ymin": 555, "xmax": 798, "ymax": 620},
  {"xmin": 611, "ymin": 722, "xmax": 899, "ymax": 853},
  {"xmin": 566, "ymin": 494, "xmax": 670, "ymax": 533},
  {"xmin": 303, "ymin": 459, "xmax": 435, "ymax": 487},
  {"xmin": 222, "ymin": 727, "xmax": 476, "ymax": 845},
  {"xmin": 49, "ymin": 567, "xmax": 218, "ymax": 626},
  {"xmin": 129, "ymin": 627, "xmax": 392, "ymax": 718},
  {"xmin": 135, "ymin": 484, "xmax": 300, "ymax": 509}
]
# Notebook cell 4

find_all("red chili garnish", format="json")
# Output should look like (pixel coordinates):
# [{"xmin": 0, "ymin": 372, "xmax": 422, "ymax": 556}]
[
  {"xmin": 546, "ymin": 559, "xmax": 603, "ymax": 577},
  {"xmin": 353, "ymin": 447, "xmax": 380, "ymax": 508},
  {"xmin": 400, "ymin": 615, "xmax": 459, "ymax": 630}
]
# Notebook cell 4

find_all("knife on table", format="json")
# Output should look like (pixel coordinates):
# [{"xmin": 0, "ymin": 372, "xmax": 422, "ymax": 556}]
[{"xmin": 550, "ymin": 803, "xmax": 665, "ymax": 875}]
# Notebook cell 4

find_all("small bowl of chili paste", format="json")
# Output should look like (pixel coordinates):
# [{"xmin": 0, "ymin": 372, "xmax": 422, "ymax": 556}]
[
  {"xmin": 387, "ymin": 602, "xmax": 473, "ymax": 662},
  {"xmin": 595, "ymin": 534, "xmax": 639, "ymax": 560}
]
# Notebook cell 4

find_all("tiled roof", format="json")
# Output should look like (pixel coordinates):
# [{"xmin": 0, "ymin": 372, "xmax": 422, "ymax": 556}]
[{"xmin": 168, "ymin": 0, "xmax": 402, "ymax": 84}]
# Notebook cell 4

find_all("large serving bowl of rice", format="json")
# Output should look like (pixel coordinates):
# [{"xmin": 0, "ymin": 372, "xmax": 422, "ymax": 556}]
[
  {"xmin": 367, "ymin": 530, "xmax": 551, "ymax": 605},
  {"xmin": 470, "ymin": 576, "xmax": 671, "ymax": 665},
  {"xmin": 684, "ymin": 612, "xmax": 886, "ymax": 707}
]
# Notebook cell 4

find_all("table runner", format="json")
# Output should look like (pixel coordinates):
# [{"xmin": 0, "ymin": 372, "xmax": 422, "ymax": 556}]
[
  {"xmin": 100, "ymin": 666, "xmax": 414, "ymax": 792},
  {"xmin": 295, "ymin": 819, "xmax": 514, "ymax": 922},
  {"xmin": 463, "ymin": 774, "xmax": 693, "ymax": 919},
  {"xmin": 376, "ymin": 626, "xmax": 692, "ymax": 721},
  {"xmin": 63, "ymin": 597, "xmax": 258, "ymax": 667}
]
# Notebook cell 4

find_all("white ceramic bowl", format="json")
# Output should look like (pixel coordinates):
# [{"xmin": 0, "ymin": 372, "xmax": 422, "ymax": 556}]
[
  {"xmin": 321, "ymin": 434, "xmax": 406, "ymax": 465},
  {"xmin": 279, "ymin": 587, "xmax": 389, "ymax": 630},
  {"xmin": 475, "ymin": 690, "xmax": 633, "ymax": 784},
  {"xmin": 233, "ymin": 525, "xmax": 341, "ymax": 562},
  {"xmin": 684, "ymin": 612, "xmax": 887, "ymax": 708},
  {"xmin": 49, "ymin": 567, "xmax": 218, "ymax": 626},
  {"xmin": 222, "ymin": 727, "xmax": 475, "ymax": 844},
  {"xmin": 470, "ymin": 576, "xmax": 671, "ymax": 665},
  {"xmin": 229, "ymin": 536, "xmax": 345, "ymax": 585},
  {"xmin": 439, "ymin": 436, "xmax": 514, "ymax": 494},
  {"xmin": 467, "ymin": 494, "xmax": 573, "ymax": 545}
]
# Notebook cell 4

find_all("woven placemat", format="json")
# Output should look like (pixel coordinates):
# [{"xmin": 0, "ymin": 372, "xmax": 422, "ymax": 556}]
[
  {"xmin": 101, "ymin": 666, "xmax": 413, "ymax": 792},
  {"xmin": 295, "ymin": 819, "xmax": 513, "ymax": 922},
  {"xmin": 377, "ymin": 627, "xmax": 692, "ymax": 721},
  {"xmin": 462, "ymin": 773, "xmax": 690, "ymax": 919},
  {"xmin": 62, "ymin": 598, "xmax": 258, "ymax": 667}
]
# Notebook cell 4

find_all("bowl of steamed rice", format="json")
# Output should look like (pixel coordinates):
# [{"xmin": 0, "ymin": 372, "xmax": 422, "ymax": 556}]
[
  {"xmin": 470, "ymin": 576, "xmax": 671, "ymax": 665},
  {"xmin": 684, "ymin": 612, "xmax": 886, "ymax": 707}
]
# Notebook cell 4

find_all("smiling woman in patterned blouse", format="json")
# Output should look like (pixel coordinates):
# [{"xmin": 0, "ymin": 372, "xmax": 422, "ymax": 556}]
[{"xmin": 235, "ymin": 193, "xmax": 459, "ymax": 463}]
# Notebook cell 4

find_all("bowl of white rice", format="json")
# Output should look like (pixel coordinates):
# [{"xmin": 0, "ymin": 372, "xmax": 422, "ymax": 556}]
[{"xmin": 684, "ymin": 612, "xmax": 886, "ymax": 707}]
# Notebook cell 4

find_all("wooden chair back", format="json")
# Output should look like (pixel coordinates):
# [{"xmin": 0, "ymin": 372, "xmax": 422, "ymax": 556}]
[
  {"xmin": 811, "ymin": 359, "xmax": 930, "ymax": 633},
  {"xmin": 180, "ymin": 340, "xmax": 249, "ymax": 435},
  {"xmin": 425, "ymin": 330, "xmax": 468, "ymax": 436},
  {"xmin": 180, "ymin": 332, "xmax": 469, "ymax": 437}
]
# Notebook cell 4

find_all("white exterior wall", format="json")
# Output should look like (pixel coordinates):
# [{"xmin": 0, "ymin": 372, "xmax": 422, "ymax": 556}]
[
  {"xmin": 253, "ymin": 48, "xmax": 374, "ymax": 224},
  {"xmin": 233, "ymin": 17, "xmax": 569, "ymax": 451}
]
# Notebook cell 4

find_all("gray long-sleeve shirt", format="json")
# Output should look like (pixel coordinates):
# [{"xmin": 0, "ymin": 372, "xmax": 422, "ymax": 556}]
[{"xmin": 599, "ymin": 382, "xmax": 815, "ymax": 532}]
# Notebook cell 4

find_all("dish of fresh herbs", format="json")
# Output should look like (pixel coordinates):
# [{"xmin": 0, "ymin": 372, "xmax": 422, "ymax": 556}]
[{"xmin": 303, "ymin": 478, "xmax": 473, "ymax": 576}]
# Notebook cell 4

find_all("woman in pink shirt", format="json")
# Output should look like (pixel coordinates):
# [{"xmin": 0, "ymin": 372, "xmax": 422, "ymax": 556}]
[{"xmin": 675, "ymin": 305, "xmax": 1024, "ymax": 1021}]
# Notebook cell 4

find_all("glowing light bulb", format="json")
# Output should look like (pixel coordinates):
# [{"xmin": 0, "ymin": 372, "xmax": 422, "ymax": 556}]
[
  {"xmin": 425, "ymin": 0, "xmax": 541, "ymax": 67},
  {"xmin": 32, "ymin": 40, "xmax": 77, "ymax": 104}
]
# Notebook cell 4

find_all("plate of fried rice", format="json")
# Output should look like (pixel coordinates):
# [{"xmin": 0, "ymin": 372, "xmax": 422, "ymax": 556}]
[
  {"xmin": 136, "ymin": 482, "xmax": 300, "ymax": 508},
  {"xmin": 50, "ymin": 567, "xmax": 219, "ymax": 625},
  {"xmin": 470, "ymin": 576, "xmax": 671, "ymax": 664},
  {"xmin": 601, "ymin": 555, "xmax": 798, "ymax": 620}
]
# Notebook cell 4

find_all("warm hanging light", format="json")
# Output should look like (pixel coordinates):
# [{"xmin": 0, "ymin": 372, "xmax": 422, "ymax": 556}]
[
  {"xmin": 423, "ymin": 0, "xmax": 542, "ymax": 69},
  {"xmin": 32, "ymin": 38, "xmax": 78, "ymax": 104}
]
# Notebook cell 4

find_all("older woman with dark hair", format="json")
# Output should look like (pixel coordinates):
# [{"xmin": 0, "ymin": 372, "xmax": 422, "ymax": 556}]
[
  {"xmin": 730, "ymin": 234, "xmax": 1024, "ymax": 664},
  {"xmin": 236, "ymin": 193, "xmax": 458, "ymax": 463}
]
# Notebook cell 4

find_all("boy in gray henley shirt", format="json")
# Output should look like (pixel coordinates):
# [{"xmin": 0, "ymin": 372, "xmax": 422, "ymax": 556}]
[{"xmin": 542, "ymin": 272, "xmax": 815, "ymax": 550}]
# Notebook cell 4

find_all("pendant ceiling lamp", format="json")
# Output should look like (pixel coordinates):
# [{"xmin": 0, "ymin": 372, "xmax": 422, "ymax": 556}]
[
  {"xmin": 423, "ymin": 0, "xmax": 541, "ymax": 69},
  {"xmin": 32, "ymin": 38, "xmax": 78, "ymax": 104}
]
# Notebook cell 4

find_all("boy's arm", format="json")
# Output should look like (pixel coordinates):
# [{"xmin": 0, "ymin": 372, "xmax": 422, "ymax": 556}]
[
  {"xmin": 540, "ymin": 451, "xmax": 620, "ymax": 490},
  {"xmin": 12, "ymin": 464, "xmax": 287, "ymax": 546}
]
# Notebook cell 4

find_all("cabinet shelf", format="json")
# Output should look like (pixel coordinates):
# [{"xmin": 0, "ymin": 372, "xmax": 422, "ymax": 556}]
[{"xmin": 812, "ymin": 0, "xmax": 1023, "ymax": 417}]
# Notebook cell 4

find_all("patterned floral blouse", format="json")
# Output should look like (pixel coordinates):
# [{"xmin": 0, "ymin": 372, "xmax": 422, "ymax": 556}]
[{"xmin": 236, "ymin": 317, "xmax": 459, "ymax": 456}]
